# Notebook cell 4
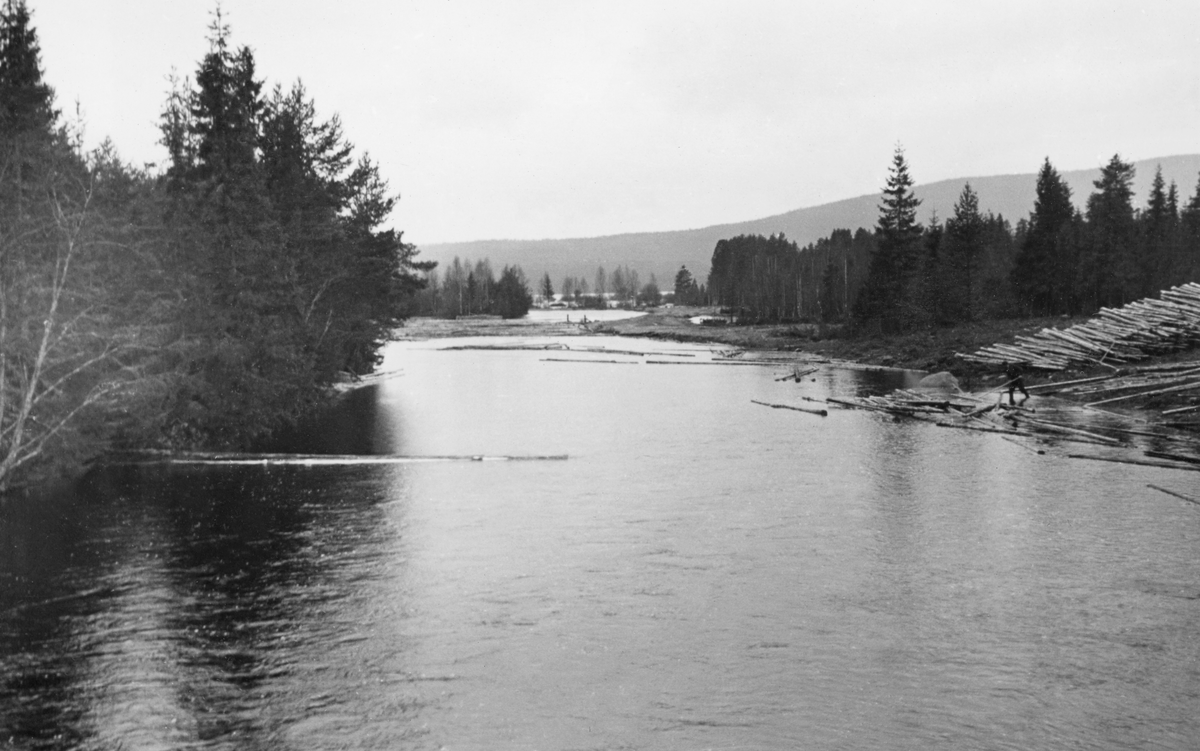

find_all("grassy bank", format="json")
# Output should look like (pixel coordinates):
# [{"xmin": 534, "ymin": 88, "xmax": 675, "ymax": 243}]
[{"xmin": 600, "ymin": 306, "xmax": 1071, "ymax": 372}]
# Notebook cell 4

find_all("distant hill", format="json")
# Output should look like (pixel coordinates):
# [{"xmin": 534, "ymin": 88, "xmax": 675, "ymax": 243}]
[{"xmin": 420, "ymin": 154, "xmax": 1200, "ymax": 287}]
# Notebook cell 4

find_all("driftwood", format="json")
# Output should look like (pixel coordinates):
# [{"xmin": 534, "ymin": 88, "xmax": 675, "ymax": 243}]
[{"xmin": 751, "ymin": 399, "xmax": 827, "ymax": 416}]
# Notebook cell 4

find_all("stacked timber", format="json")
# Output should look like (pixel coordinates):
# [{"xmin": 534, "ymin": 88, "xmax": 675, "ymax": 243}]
[{"xmin": 960, "ymin": 282, "xmax": 1200, "ymax": 371}]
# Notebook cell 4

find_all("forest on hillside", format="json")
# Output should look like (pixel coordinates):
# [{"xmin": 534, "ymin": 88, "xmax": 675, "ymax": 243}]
[
  {"xmin": 0, "ymin": 4, "xmax": 428, "ymax": 492},
  {"xmin": 709, "ymin": 148, "xmax": 1200, "ymax": 331}
]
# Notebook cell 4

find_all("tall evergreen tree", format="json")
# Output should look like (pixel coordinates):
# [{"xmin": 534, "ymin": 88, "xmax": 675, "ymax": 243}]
[
  {"xmin": 0, "ymin": 0, "xmax": 56, "ymax": 216},
  {"xmin": 944, "ymin": 184, "xmax": 985, "ymax": 321},
  {"xmin": 493, "ymin": 265, "xmax": 532, "ymax": 318},
  {"xmin": 1012, "ymin": 158, "xmax": 1077, "ymax": 315},
  {"xmin": 673, "ymin": 265, "xmax": 700, "ymax": 305},
  {"xmin": 1182, "ymin": 172, "xmax": 1200, "ymax": 281},
  {"xmin": 1140, "ymin": 165, "xmax": 1172, "ymax": 295},
  {"xmin": 855, "ymin": 146, "xmax": 922, "ymax": 329},
  {"xmin": 1082, "ymin": 154, "xmax": 1136, "ymax": 310}
]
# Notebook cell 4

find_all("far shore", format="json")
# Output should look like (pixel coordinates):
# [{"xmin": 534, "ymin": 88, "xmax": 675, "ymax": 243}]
[{"xmin": 396, "ymin": 305, "xmax": 1080, "ymax": 373}]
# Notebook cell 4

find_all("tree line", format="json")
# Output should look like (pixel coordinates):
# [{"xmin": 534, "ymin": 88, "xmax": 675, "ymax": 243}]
[
  {"xmin": 707, "ymin": 147, "xmax": 1200, "ymax": 330},
  {"xmin": 556, "ymin": 265, "xmax": 664, "ymax": 307},
  {"xmin": 1, "ymin": 4, "xmax": 428, "ymax": 491},
  {"xmin": 412, "ymin": 261, "xmax": 669, "ymax": 316},
  {"xmin": 409, "ymin": 257, "xmax": 533, "ymax": 318}
]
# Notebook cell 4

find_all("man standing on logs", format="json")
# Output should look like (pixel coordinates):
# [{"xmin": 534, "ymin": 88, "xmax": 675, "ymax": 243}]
[{"xmin": 1004, "ymin": 362, "xmax": 1031, "ymax": 405}]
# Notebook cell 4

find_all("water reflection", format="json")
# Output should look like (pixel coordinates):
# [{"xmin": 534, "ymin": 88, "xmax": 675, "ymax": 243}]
[{"xmin": 2, "ymin": 465, "xmax": 420, "ymax": 748}]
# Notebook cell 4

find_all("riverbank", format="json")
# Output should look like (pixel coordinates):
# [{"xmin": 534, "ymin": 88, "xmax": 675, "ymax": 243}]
[{"xmin": 596, "ymin": 306, "xmax": 1074, "ymax": 372}]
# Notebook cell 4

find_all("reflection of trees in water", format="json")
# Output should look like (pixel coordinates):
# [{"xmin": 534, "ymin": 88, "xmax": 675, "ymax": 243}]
[
  {"xmin": 0, "ymin": 487, "xmax": 109, "ymax": 747},
  {"xmin": 0, "ymin": 464, "xmax": 412, "ymax": 746},
  {"xmin": 268, "ymin": 385, "xmax": 399, "ymax": 456},
  {"xmin": 855, "ymin": 413, "xmax": 1010, "ymax": 611}
]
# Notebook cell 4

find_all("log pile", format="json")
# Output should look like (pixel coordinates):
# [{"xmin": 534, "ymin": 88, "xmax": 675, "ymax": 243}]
[{"xmin": 960, "ymin": 282, "xmax": 1200, "ymax": 371}]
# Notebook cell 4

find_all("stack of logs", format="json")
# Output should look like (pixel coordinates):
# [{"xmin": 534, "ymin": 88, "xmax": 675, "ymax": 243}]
[{"xmin": 960, "ymin": 282, "xmax": 1200, "ymax": 371}]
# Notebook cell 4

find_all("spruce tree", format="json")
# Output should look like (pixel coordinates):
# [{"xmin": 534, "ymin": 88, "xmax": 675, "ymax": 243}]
[
  {"xmin": 0, "ymin": 0, "xmax": 56, "ymax": 216},
  {"xmin": 1141, "ymin": 165, "xmax": 1172, "ymax": 295},
  {"xmin": 494, "ymin": 265, "xmax": 532, "ymax": 318},
  {"xmin": 1012, "ymin": 158, "xmax": 1076, "ymax": 315},
  {"xmin": 674, "ymin": 265, "xmax": 695, "ymax": 302},
  {"xmin": 855, "ymin": 146, "xmax": 922, "ymax": 329},
  {"xmin": 945, "ymin": 183, "xmax": 984, "ymax": 321},
  {"xmin": 1083, "ymin": 154, "xmax": 1136, "ymax": 309},
  {"xmin": 1182, "ymin": 173, "xmax": 1200, "ymax": 281}
]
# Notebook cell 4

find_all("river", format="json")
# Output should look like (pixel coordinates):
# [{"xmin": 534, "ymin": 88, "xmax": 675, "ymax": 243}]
[{"xmin": 2, "ymin": 334, "xmax": 1199, "ymax": 749}]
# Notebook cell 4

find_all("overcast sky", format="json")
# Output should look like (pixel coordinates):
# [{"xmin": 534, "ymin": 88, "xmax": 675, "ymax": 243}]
[{"xmin": 33, "ymin": 1, "xmax": 1200, "ymax": 245}]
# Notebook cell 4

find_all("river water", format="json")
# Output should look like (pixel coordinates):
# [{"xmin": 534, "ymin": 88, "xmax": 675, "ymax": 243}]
[{"xmin": 2, "ymin": 335, "xmax": 1199, "ymax": 750}]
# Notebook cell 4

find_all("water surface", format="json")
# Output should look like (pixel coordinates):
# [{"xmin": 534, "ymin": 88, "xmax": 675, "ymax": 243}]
[{"xmin": 3, "ymin": 336, "xmax": 1199, "ymax": 749}]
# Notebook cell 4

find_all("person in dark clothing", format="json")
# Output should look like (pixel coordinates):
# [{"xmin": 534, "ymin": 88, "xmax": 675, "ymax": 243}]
[{"xmin": 1004, "ymin": 361, "xmax": 1030, "ymax": 405}]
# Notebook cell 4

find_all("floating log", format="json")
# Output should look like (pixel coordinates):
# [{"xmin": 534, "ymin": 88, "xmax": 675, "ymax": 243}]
[
  {"xmin": 1162, "ymin": 404, "xmax": 1200, "ymax": 416},
  {"xmin": 1147, "ymin": 484, "xmax": 1200, "ymax": 505},
  {"xmin": 751, "ymin": 399, "xmax": 827, "ymax": 416},
  {"xmin": 541, "ymin": 358, "xmax": 640, "ymax": 364},
  {"xmin": 1025, "ymin": 375, "xmax": 1117, "ymax": 393},
  {"xmin": 574, "ymin": 347, "xmax": 697, "ymax": 357},
  {"xmin": 1000, "ymin": 434, "xmax": 1046, "ymax": 455},
  {"xmin": 106, "ymin": 452, "xmax": 570, "ymax": 466},
  {"xmin": 1067, "ymin": 454, "xmax": 1200, "ymax": 472},
  {"xmin": 965, "ymin": 402, "xmax": 997, "ymax": 417},
  {"xmin": 1007, "ymin": 416, "xmax": 1121, "ymax": 444},
  {"xmin": 775, "ymin": 366, "xmax": 819, "ymax": 381},
  {"xmin": 1084, "ymin": 380, "xmax": 1200, "ymax": 407},
  {"xmin": 935, "ymin": 419, "xmax": 1027, "ymax": 435},
  {"xmin": 645, "ymin": 359, "xmax": 778, "ymax": 366},
  {"xmin": 1144, "ymin": 450, "xmax": 1200, "ymax": 465}
]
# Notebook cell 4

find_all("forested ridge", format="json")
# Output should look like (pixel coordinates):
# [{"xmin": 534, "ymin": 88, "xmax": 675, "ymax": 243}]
[
  {"xmin": 709, "ymin": 147, "xmax": 1200, "ymax": 331},
  {"xmin": 0, "ymin": 4, "xmax": 429, "ymax": 492}
]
